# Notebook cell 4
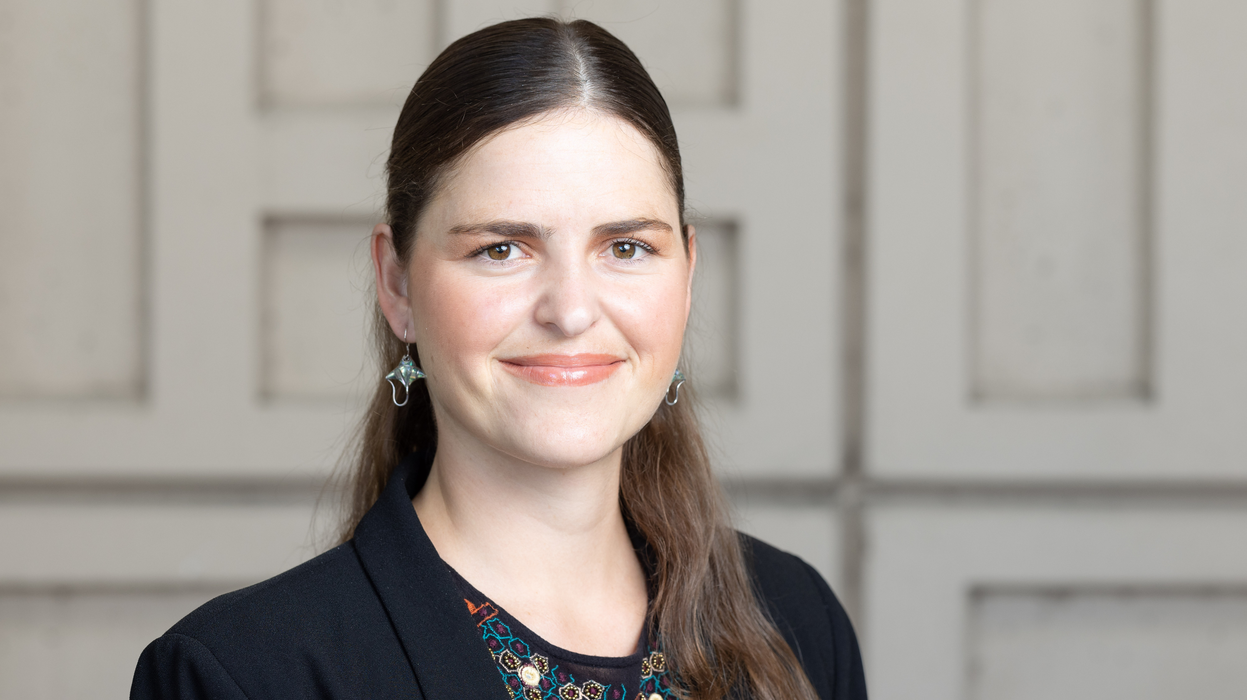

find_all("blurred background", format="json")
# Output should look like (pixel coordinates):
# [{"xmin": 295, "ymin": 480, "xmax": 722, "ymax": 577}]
[{"xmin": 3, "ymin": 0, "xmax": 1247, "ymax": 697}]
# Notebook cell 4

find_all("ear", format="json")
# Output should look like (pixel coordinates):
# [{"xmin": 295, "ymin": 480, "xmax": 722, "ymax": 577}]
[
  {"xmin": 372, "ymin": 223, "xmax": 412, "ymax": 340},
  {"xmin": 683, "ymin": 224, "xmax": 697, "ymax": 322}
]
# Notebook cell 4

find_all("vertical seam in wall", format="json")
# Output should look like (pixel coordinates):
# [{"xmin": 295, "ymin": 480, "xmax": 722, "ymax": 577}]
[
  {"xmin": 432, "ymin": 0, "xmax": 447, "ymax": 52},
  {"xmin": 1138, "ymin": 0, "xmax": 1156, "ymax": 401},
  {"xmin": 253, "ymin": 0, "xmax": 266, "ymax": 110},
  {"xmin": 138, "ymin": 0, "xmax": 152, "ymax": 401},
  {"xmin": 727, "ymin": 0, "xmax": 742, "ymax": 108},
  {"xmin": 840, "ymin": 0, "xmax": 869, "ymax": 629},
  {"xmin": 966, "ymin": 0, "xmax": 983, "ymax": 403},
  {"xmin": 254, "ymin": 0, "xmax": 268, "ymax": 401},
  {"xmin": 257, "ymin": 217, "xmax": 272, "ymax": 402}
]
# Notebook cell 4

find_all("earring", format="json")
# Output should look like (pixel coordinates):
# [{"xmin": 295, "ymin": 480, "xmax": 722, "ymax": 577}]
[
  {"xmin": 385, "ymin": 329, "xmax": 426, "ymax": 407},
  {"xmin": 664, "ymin": 370, "xmax": 686, "ymax": 406}
]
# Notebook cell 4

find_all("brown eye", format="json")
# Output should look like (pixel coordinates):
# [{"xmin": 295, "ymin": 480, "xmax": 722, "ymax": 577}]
[
  {"xmin": 487, "ymin": 243, "xmax": 511, "ymax": 260},
  {"xmin": 612, "ymin": 241, "xmax": 637, "ymax": 259}
]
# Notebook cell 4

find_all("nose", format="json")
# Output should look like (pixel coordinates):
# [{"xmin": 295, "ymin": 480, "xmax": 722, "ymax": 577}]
[{"xmin": 532, "ymin": 256, "xmax": 600, "ymax": 337}]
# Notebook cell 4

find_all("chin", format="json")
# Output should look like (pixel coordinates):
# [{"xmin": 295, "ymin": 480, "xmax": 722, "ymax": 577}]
[{"xmin": 503, "ymin": 420, "xmax": 633, "ymax": 471}]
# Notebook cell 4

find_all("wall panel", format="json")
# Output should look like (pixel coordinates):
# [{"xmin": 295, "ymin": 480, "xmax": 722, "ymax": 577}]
[
  {"xmin": 559, "ymin": 0, "xmax": 738, "ymax": 107},
  {"xmin": 970, "ymin": 589, "xmax": 1247, "ymax": 700},
  {"xmin": 262, "ymin": 219, "xmax": 373, "ymax": 401},
  {"xmin": 867, "ymin": 0, "xmax": 1247, "ymax": 479},
  {"xmin": 0, "ymin": 2, "xmax": 847, "ymax": 692},
  {"xmin": 686, "ymin": 221, "xmax": 739, "ymax": 398},
  {"xmin": 260, "ymin": 0, "xmax": 436, "ymax": 107},
  {"xmin": 0, "ymin": 498, "xmax": 318, "ymax": 697},
  {"xmin": 0, "ymin": 587, "xmax": 229, "ymax": 700},
  {"xmin": 865, "ymin": 504, "xmax": 1247, "ymax": 700},
  {"xmin": 0, "ymin": 0, "xmax": 143, "ymax": 399},
  {"xmin": 972, "ymin": 0, "xmax": 1150, "ymax": 401},
  {"xmin": 0, "ymin": 501, "xmax": 318, "ymax": 583}
]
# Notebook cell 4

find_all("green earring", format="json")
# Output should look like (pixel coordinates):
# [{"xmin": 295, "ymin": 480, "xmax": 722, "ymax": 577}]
[
  {"xmin": 385, "ymin": 330, "xmax": 426, "ymax": 407},
  {"xmin": 665, "ymin": 370, "xmax": 686, "ymax": 406}
]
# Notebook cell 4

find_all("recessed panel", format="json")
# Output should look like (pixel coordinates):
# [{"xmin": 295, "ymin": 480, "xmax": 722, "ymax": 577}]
[
  {"xmin": 972, "ymin": 0, "xmax": 1149, "ymax": 400},
  {"xmin": 971, "ymin": 589, "xmax": 1247, "ymax": 700},
  {"xmin": 262, "ymin": 219, "xmax": 374, "ymax": 400},
  {"xmin": 0, "ymin": 587, "xmax": 229, "ymax": 700},
  {"xmin": 0, "ymin": 0, "xmax": 143, "ymax": 399},
  {"xmin": 685, "ymin": 222, "xmax": 739, "ymax": 398},
  {"xmin": 560, "ymin": 0, "xmax": 738, "ymax": 107},
  {"xmin": 865, "ymin": 506, "xmax": 1247, "ymax": 700},
  {"xmin": 868, "ymin": 0, "xmax": 1247, "ymax": 479},
  {"xmin": 260, "ymin": 0, "xmax": 436, "ymax": 107}
]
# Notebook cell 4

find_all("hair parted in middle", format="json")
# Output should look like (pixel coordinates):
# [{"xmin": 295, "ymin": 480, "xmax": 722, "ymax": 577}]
[{"xmin": 340, "ymin": 17, "xmax": 820, "ymax": 700}]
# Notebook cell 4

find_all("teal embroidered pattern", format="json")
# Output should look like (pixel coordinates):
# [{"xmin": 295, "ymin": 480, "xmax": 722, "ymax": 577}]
[{"xmin": 464, "ymin": 597, "xmax": 674, "ymax": 700}]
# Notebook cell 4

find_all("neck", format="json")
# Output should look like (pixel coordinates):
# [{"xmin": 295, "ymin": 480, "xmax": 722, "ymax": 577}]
[{"xmin": 412, "ymin": 424, "xmax": 648, "ymax": 656}]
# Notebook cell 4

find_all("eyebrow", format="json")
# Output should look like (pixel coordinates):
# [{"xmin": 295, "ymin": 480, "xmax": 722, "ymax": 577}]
[
  {"xmin": 592, "ymin": 218, "xmax": 674, "ymax": 237},
  {"xmin": 446, "ymin": 218, "xmax": 673, "ymax": 240},
  {"xmin": 447, "ymin": 220, "xmax": 554, "ymax": 240}
]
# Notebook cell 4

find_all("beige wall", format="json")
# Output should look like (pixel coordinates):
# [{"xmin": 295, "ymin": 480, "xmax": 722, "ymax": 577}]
[{"xmin": 2, "ymin": 1, "xmax": 1246, "ymax": 698}]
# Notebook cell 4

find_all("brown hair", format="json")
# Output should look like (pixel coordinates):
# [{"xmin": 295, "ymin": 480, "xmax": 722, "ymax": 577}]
[{"xmin": 340, "ymin": 17, "xmax": 817, "ymax": 700}]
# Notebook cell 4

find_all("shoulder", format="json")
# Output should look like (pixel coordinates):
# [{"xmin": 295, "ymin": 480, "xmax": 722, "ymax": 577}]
[
  {"xmin": 741, "ymin": 534, "xmax": 831, "ymax": 613},
  {"xmin": 132, "ymin": 543, "xmax": 417, "ymax": 699},
  {"xmin": 739, "ymin": 533, "xmax": 868, "ymax": 700},
  {"xmin": 739, "ymin": 533, "xmax": 841, "ymax": 650},
  {"xmin": 166, "ymin": 542, "xmax": 367, "ymax": 640}
]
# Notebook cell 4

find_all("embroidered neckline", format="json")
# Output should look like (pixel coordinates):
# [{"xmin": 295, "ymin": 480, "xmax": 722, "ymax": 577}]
[{"xmin": 457, "ymin": 575, "xmax": 674, "ymax": 700}]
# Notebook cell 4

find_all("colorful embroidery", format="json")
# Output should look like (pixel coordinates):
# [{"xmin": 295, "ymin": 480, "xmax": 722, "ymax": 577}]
[
  {"xmin": 635, "ymin": 651, "xmax": 672, "ymax": 700},
  {"xmin": 463, "ymin": 598, "xmax": 674, "ymax": 700}
]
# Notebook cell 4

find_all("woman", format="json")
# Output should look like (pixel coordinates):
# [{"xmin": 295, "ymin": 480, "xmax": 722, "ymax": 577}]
[{"xmin": 132, "ymin": 17, "xmax": 865, "ymax": 700}]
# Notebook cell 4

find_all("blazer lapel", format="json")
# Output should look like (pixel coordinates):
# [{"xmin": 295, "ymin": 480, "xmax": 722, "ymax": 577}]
[{"xmin": 352, "ymin": 450, "xmax": 511, "ymax": 700}]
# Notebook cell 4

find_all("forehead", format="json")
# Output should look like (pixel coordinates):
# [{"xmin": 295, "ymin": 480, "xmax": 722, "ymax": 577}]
[{"xmin": 429, "ymin": 109, "xmax": 678, "ymax": 224}]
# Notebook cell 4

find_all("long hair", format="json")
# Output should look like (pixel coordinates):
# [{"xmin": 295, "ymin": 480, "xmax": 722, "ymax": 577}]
[{"xmin": 339, "ymin": 18, "xmax": 818, "ymax": 700}]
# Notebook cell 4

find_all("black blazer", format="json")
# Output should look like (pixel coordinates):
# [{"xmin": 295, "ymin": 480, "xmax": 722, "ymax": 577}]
[{"xmin": 131, "ymin": 452, "xmax": 867, "ymax": 699}]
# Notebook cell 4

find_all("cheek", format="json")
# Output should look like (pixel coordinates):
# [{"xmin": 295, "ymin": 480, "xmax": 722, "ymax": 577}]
[
  {"xmin": 605, "ymin": 275, "xmax": 690, "ymax": 364},
  {"xmin": 408, "ymin": 266, "xmax": 526, "ymax": 367}
]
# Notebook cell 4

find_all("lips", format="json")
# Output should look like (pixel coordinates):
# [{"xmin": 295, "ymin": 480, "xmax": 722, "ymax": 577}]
[{"xmin": 499, "ymin": 354, "xmax": 624, "ymax": 387}]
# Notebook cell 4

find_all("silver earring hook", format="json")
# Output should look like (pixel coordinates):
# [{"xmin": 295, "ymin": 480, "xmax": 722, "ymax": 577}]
[
  {"xmin": 665, "ymin": 370, "xmax": 686, "ymax": 406},
  {"xmin": 389, "ymin": 377, "xmax": 410, "ymax": 407}
]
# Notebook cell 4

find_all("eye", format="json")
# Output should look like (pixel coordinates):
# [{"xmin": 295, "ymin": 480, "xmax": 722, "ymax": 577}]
[
  {"xmin": 610, "ymin": 239, "xmax": 653, "ymax": 260},
  {"xmin": 612, "ymin": 241, "xmax": 637, "ymax": 259},
  {"xmin": 470, "ymin": 240, "xmax": 530, "ymax": 264},
  {"xmin": 485, "ymin": 243, "xmax": 516, "ymax": 261}
]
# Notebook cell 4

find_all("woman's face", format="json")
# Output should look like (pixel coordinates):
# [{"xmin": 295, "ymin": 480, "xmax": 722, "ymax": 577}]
[{"xmin": 377, "ymin": 109, "xmax": 695, "ymax": 470}]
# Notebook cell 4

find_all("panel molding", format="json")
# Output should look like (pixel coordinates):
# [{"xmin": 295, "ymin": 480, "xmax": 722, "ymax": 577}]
[
  {"xmin": 864, "ymin": 505, "xmax": 1247, "ymax": 700},
  {"xmin": 686, "ymin": 219, "xmax": 741, "ymax": 399},
  {"xmin": 0, "ymin": 0, "xmax": 149, "ymax": 402},
  {"xmin": 967, "ymin": 0, "xmax": 1155, "ymax": 403},
  {"xmin": 968, "ymin": 584, "xmax": 1247, "ymax": 700},
  {"xmin": 867, "ymin": 0, "xmax": 1247, "ymax": 479},
  {"xmin": 1, "ymin": 0, "xmax": 845, "ymax": 483},
  {"xmin": 259, "ymin": 215, "xmax": 375, "ymax": 403},
  {"xmin": 0, "ymin": 585, "xmax": 236, "ymax": 699},
  {"xmin": 256, "ymin": 0, "xmax": 438, "ymax": 109}
]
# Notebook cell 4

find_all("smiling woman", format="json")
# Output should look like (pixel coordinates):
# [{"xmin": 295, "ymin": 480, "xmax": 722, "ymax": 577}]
[
  {"xmin": 382, "ymin": 110, "xmax": 690, "ymax": 475},
  {"xmin": 131, "ymin": 17, "xmax": 865, "ymax": 700}
]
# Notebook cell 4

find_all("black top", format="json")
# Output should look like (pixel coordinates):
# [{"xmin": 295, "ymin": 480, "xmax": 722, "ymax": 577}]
[
  {"xmin": 130, "ymin": 450, "xmax": 867, "ymax": 699},
  {"xmin": 452, "ymin": 568, "xmax": 673, "ymax": 700}
]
